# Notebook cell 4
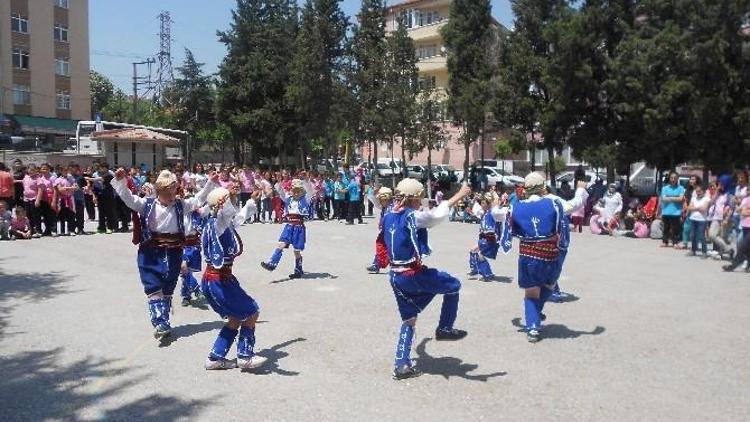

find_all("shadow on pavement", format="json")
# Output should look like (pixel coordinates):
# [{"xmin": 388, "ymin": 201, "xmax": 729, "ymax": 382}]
[
  {"xmin": 510, "ymin": 317, "xmax": 605, "ymax": 339},
  {"xmin": 0, "ymin": 261, "xmax": 74, "ymax": 336},
  {"xmin": 250, "ymin": 337, "xmax": 307, "ymax": 376},
  {"xmin": 489, "ymin": 275, "xmax": 513, "ymax": 284},
  {"xmin": 159, "ymin": 320, "xmax": 226, "ymax": 348},
  {"xmin": 415, "ymin": 338, "xmax": 506, "ymax": 382},
  {"xmin": 0, "ymin": 347, "xmax": 212, "ymax": 420}
]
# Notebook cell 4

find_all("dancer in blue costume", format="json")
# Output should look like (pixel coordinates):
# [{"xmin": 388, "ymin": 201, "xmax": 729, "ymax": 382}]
[
  {"xmin": 467, "ymin": 193, "xmax": 508, "ymax": 281},
  {"xmin": 366, "ymin": 186, "xmax": 393, "ymax": 274},
  {"xmin": 180, "ymin": 207, "xmax": 206, "ymax": 307},
  {"xmin": 112, "ymin": 168, "xmax": 218, "ymax": 341},
  {"xmin": 500, "ymin": 172, "xmax": 570, "ymax": 342},
  {"xmin": 542, "ymin": 181, "xmax": 589, "ymax": 302},
  {"xmin": 202, "ymin": 187, "xmax": 268, "ymax": 370},
  {"xmin": 260, "ymin": 179, "xmax": 311, "ymax": 279},
  {"xmin": 381, "ymin": 178, "xmax": 472, "ymax": 380}
]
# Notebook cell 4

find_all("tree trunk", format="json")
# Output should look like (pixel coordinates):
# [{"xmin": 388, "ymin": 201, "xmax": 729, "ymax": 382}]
[
  {"xmin": 463, "ymin": 124, "xmax": 471, "ymax": 185},
  {"xmin": 547, "ymin": 146, "xmax": 557, "ymax": 189},
  {"xmin": 401, "ymin": 130, "xmax": 407, "ymax": 178},
  {"xmin": 427, "ymin": 146, "xmax": 433, "ymax": 199},
  {"xmin": 372, "ymin": 136, "xmax": 379, "ymax": 185},
  {"xmin": 390, "ymin": 136, "xmax": 396, "ymax": 189}
]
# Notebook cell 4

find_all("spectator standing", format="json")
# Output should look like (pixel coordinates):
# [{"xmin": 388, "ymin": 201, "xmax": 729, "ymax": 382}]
[
  {"xmin": 333, "ymin": 173, "xmax": 346, "ymax": 220},
  {"xmin": 72, "ymin": 165, "xmax": 87, "ymax": 234},
  {"xmin": 324, "ymin": 174, "xmax": 334, "ymax": 220},
  {"xmin": 239, "ymin": 165, "xmax": 254, "ymax": 207},
  {"xmin": 12, "ymin": 159, "xmax": 25, "ymax": 209},
  {"xmin": 707, "ymin": 175, "xmax": 733, "ymax": 259},
  {"xmin": 82, "ymin": 166, "xmax": 96, "ymax": 221},
  {"xmin": 346, "ymin": 175, "xmax": 363, "ymax": 224},
  {"xmin": 687, "ymin": 183, "xmax": 710, "ymax": 257},
  {"xmin": 53, "ymin": 165, "xmax": 77, "ymax": 236},
  {"xmin": 0, "ymin": 163, "xmax": 15, "ymax": 211},
  {"xmin": 37, "ymin": 163, "xmax": 58, "ymax": 237},
  {"xmin": 679, "ymin": 176, "xmax": 700, "ymax": 249},
  {"xmin": 92, "ymin": 163, "xmax": 116, "ymax": 234},
  {"xmin": 659, "ymin": 172, "xmax": 686, "ymax": 247}
]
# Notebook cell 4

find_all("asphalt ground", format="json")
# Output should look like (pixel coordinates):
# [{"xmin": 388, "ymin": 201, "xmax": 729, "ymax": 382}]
[{"xmin": 1, "ymin": 216, "xmax": 748, "ymax": 421}]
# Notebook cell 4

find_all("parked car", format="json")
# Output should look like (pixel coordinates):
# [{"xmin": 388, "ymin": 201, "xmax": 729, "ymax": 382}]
[
  {"xmin": 556, "ymin": 171, "xmax": 599, "ymax": 189},
  {"xmin": 407, "ymin": 164, "xmax": 427, "ymax": 179},
  {"xmin": 432, "ymin": 164, "xmax": 458, "ymax": 182}
]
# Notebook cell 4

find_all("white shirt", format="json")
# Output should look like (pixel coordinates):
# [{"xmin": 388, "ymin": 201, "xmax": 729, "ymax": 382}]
[
  {"xmin": 414, "ymin": 201, "xmax": 451, "ymax": 229},
  {"xmin": 112, "ymin": 178, "xmax": 217, "ymax": 234},
  {"xmin": 689, "ymin": 192, "xmax": 710, "ymax": 222},
  {"xmin": 545, "ymin": 187, "xmax": 589, "ymax": 215}
]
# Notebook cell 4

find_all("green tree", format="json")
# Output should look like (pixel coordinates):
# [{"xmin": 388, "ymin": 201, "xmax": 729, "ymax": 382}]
[
  {"xmin": 351, "ymin": 0, "xmax": 388, "ymax": 177},
  {"xmin": 89, "ymin": 71, "xmax": 114, "ymax": 119},
  {"xmin": 414, "ymin": 89, "xmax": 450, "ymax": 198},
  {"xmin": 442, "ymin": 0, "xmax": 496, "ymax": 177},
  {"xmin": 216, "ymin": 0, "xmax": 298, "ymax": 164}
]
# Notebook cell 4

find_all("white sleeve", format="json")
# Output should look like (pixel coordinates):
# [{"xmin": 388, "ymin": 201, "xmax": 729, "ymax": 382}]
[
  {"xmin": 472, "ymin": 202, "xmax": 484, "ymax": 217},
  {"xmin": 490, "ymin": 206, "xmax": 509, "ymax": 223},
  {"xmin": 183, "ymin": 180, "xmax": 217, "ymax": 211},
  {"xmin": 414, "ymin": 201, "xmax": 451, "ymax": 229},
  {"xmin": 214, "ymin": 202, "xmax": 239, "ymax": 234},
  {"xmin": 111, "ymin": 178, "xmax": 145, "ymax": 213},
  {"xmin": 562, "ymin": 188, "xmax": 588, "ymax": 215}
]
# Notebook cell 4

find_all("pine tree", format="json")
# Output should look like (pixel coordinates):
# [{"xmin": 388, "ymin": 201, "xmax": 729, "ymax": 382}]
[
  {"xmin": 216, "ymin": 0, "xmax": 298, "ymax": 163},
  {"xmin": 442, "ymin": 0, "xmax": 496, "ymax": 177},
  {"xmin": 351, "ymin": 0, "xmax": 388, "ymax": 173}
]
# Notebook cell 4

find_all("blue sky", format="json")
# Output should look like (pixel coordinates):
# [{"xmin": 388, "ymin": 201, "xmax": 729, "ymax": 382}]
[{"xmin": 91, "ymin": 1, "xmax": 514, "ymax": 92}]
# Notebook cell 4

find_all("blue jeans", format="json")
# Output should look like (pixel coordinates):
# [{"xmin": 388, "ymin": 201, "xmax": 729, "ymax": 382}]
[{"xmin": 690, "ymin": 220, "xmax": 707, "ymax": 254}]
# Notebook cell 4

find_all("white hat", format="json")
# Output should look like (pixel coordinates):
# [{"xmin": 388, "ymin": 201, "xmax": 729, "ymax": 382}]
[
  {"xmin": 291, "ymin": 179, "xmax": 304, "ymax": 191},
  {"xmin": 377, "ymin": 187, "xmax": 393, "ymax": 199},
  {"xmin": 524, "ymin": 172, "xmax": 545, "ymax": 190},
  {"xmin": 396, "ymin": 178, "xmax": 424, "ymax": 198},
  {"xmin": 155, "ymin": 170, "xmax": 177, "ymax": 189},
  {"xmin": 207, "ymin": 187, "xmax": 230, "ymax": 207}
]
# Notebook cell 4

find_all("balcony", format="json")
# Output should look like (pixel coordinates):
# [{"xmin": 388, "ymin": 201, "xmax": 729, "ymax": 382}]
[
  {"xmin": 408, "ymin": 19, "xmax": 447, "ymax": 41},
  {"xmin": 417, "ymin": 55, "xmax": 447, "ymax": 73}
]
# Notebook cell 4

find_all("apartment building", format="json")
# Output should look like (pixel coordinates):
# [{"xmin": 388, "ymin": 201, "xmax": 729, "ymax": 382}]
[{"xmin": 0, "ymin": 0, "xmax": 90, "ymax": 143}]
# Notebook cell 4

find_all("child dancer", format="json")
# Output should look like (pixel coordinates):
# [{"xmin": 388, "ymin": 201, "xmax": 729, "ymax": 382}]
[
  {"xmin": 261, "ymin": 179, "xmax": 311, "ymax": 279},
  {"xmin": 366, "ymin": 186, "xmax": 393, "ymax": 274},
  {"xmin": 201, "ymin": 187, "xmax": 268, "ymax": 370},
  {"xmin": 468, "ymin": 193, "xmax": 507, "ymax": 281},
  {"xmin": 112, "ymin": 168, "xmax": 218, "ymax": 341},
  {"xmin": 380, "ymin": 179, "xmax": 472, "ymax": 380},
  {"xmin": 180, "ymin": 208, "xmax": 205, "ymax": 307}
]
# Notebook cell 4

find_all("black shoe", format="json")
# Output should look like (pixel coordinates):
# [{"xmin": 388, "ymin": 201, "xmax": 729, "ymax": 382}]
[
  {"xmin": 288, "ymin": 272, "xmax": 303, "ymax": 279},
  {"xmin": 435, "ymin": 328, "xmax": 468, "ymax": 341},
  {"xmin": 260, "ymin": 261, "xmax": 275, "ymax": 271},
  {"xmin": 527, "ymin": 329, "xmax": 542, "ymax": 343},
  {"xmin": 541, "ymin": 313, "xmax": 547, "ymax": 321},
  {"xmin": 366, "ymin": 264, "xmax": 379, "ymax": 274},
  {"xmin": 723, "ymin": 264, "xmax": 737, "ymax": 272},
  {"xmin": 392, "ymin": 364, "xmax": 422, "ymax": 380},
  {"xmin": 181, "ymin": 297, "xmax": 190, "ymax": 307}
]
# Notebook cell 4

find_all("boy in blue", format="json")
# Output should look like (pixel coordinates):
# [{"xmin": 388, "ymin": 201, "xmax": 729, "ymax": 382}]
[
  {"xmin": 468, "ymin": 193, "xmax": 508, "ymax": 281},
  {"xmin": 346, "ymin": 177, "xmax": 363, "ymax": 224},
  {"xmin": 659, "ymin": 171, "xmax": 686, "ymax": 247},
  {"xmin": 366, "ymin": 186, "xmax": 393, "ymax": 274},
  {"xmin": 112, "ymin": 168, "xmax": 218, "ymax": 341},
  {"xmin": 180, "ymin": 208, "xmax": 205, "ymax": 307},
  {"xmin": 381, "ymin": 178, "xmax": 472, "ymax": 380},
  {"xmin": 261, "ymin": 179, "xmax": 311, "ymax": 279},
  {"xmin": 500, "ymin": 172, "xmax": 569, "ymax": 342},
  {"xmin": 202, "ymin": 187, "xmax": 267, "ymax": 370}
]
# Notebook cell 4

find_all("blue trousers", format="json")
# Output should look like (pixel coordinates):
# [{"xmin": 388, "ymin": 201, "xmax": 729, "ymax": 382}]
[
  {"xmin": 390, "ymin": 267, "xmax": 461, "ymax": 330},
  {"xmin": 137, "ymin": 245, "xmax": 182, "ymax": 296}
]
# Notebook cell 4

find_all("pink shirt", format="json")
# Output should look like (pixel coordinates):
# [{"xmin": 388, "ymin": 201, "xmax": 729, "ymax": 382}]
[
  {"xmin": 741, "ymin": 197, "xmax": 750, "ymax": 228},
  {"xmin": 11, "ymin": 215, "xmax": 29, "ymax": 231},
  {"xmin": 22, "ymin": 175, "xmax": 39, "ymax": 202},
  {"xmin": 37, "ymin": 175, "xmax": 55, "ymax": 203},
  {"xmin": 54, "ymin": 175, "xmax": 75, "ymax": 210},
  {"xmin": 219, "ymin": 176, "xmax": 234, "ymax": 189},
  {"xmin": 240, "ymin": 170, "xmax": 254, "ymax": 193}
]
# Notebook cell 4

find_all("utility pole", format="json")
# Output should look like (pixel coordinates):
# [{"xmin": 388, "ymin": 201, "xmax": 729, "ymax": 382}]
[
  {"xmin": 154, "ymin": 11, "xmax": 175, "ymax": 101},
  {"xmin": 131, "ymin": 59, "xmax": 155, "ymax": 123}
]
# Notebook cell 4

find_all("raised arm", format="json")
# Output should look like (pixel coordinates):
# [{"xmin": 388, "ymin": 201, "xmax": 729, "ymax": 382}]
[
  {"xmin": 214, "ymin": 200, "xmax": 240, "ymax": 234},
  {"xmin": 414, "ymin": 184, "xmax": 471, "ymax": 229},
  {"xmin": 183, "ymin": 171, "xmax": 219, "ymax": 211},
  {"xmin": 112, "ymin": 169, "xmax": 145, "ymax": 213}
]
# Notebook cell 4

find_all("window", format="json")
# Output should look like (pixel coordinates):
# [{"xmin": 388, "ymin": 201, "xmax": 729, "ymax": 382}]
[
  {"xmin": 12, "ymin": 85, "xmax": 31, "ymax": 105},
  {"xmin": 418, "ymin": 76, "xmax": 437, "ymax": 91},
  {"xmin": 416, "ymin": 45, "xmax": 438, "ymax": 60},
  {"xmin": 11, "ymin": 13, "xmax": 29, "ymax": 33},
  {"xmin": 54, "ymin": 24, "xmax": 69, "ymax": 42},
  {"xmin": 12, "ymin": 48, "xmax": 30, "ymax": 69},
  {"xmin": 55, "ymin": 57, "xmax": 70, "ymax": 76},
  {"xmin": 55, "ymin": 0, "xmax": 69, "ymax": 8},
  {"xmin": 56, "ymin": 90, "xmax": 71, "ymax": 109}
]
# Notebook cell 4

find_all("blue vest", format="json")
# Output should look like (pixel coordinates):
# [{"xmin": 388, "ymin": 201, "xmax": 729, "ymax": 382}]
[
  {"xmin": 202, "ymin": 216, "xmax": 242, "ymax": 268},
  {"xmin": 501, "ymin": 197, "xmax": 568, "ymax": 253},
  {"xmin": 382, "ymin": 208, "xmax": 431, "ymax": 265},
  {"xmin": 139, "ymin": 198, "xmax": 185, "ymax": 245},
  {"xmin": 189, "ymin": 210, "xmax": 204, "ymax": 235},
  {"xmin": 284, "ymin": 196, "xmax": 310, "ymax": 218}
]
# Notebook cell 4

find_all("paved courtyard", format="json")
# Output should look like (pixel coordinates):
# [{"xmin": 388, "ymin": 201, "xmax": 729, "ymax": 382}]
[{"xmin": 1, "ymin": 217, "xmax": 748, "ymax": 421}]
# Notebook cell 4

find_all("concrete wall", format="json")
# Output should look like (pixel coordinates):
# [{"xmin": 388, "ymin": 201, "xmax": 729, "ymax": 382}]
[{"xmin": 68, "ymin": 0, "xmax": 90, "ymax": 120}]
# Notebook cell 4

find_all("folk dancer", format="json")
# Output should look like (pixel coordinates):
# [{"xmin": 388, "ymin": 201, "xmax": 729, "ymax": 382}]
[
  {"xmin": 467, "ymin": 193, "xmax": 507, "ymax": 281},
  {"xmin": 180, "ymin": 208, "xmax": 206, "ymax": 307},
  {"xmin": 261, "ymin": 179, "xmax": 311, "ymax": 279},
  {"xmin": 543, "ymin": 181, "xmax": 588, "ymax": 302},
  {"xmin": 380, "ymin": 179, "xmax": 472, "ymax": 380},
  {"xmin": 500, "ymin": 172, "xmax": 570, "ymax": 342},
  {"xmin": 112, "ymin": 168, "xmax": 218, "ymax": 340},
  {"xmin": 366, "ymin": 186, "xmax": 394, "ymax": 274},
  {"xmin": 201, "ymin": 188, "xmax": 268, "ymax": 370}
]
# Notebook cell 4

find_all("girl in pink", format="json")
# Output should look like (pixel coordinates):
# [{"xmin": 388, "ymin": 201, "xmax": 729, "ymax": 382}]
[
  {"xmin": 22, "ymin": 165, "xmax": 41, "ymax": 237},
  {"xmin": 571, "ymin": 201, "xmax": 586, "ymax": 233},
  {"xmin": 54, "ymin": 167, "xmax": 77, "ymax": 236},
  {"xmin": 36, "ymin": 163, "xmax": 57, "ymax": 236}
]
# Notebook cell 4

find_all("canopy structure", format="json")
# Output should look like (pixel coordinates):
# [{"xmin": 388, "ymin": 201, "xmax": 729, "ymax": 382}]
[{"xmin": 92, "ymin": 128, "xmax": 181, "ymax": 146}]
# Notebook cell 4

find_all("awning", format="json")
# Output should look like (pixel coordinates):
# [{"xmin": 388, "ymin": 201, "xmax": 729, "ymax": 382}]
[
  {"xmin": 9, "ymin": 114, "xmax": 78, "ymax": 134},
  {"xmin": 92, "ymin": 128, "xmax": 181, "ymax": 146}
]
